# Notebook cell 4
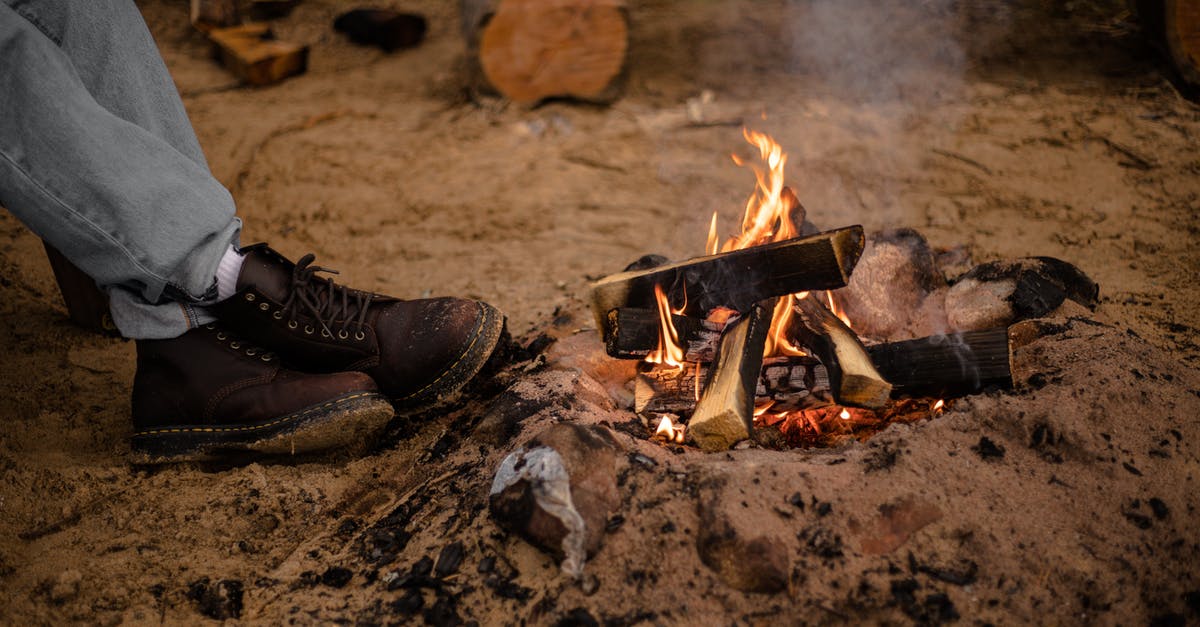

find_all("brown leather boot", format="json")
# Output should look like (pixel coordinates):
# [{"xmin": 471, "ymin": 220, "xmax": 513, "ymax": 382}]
[
  {"xmin": 131, "ymin": 323, "xmax": 394, "ymax": 463},
  {"xmin": 210, "ymin": 245, "xmax": 505, "ymax": 409}
]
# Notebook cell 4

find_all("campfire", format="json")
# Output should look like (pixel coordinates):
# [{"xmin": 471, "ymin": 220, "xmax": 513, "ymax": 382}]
[{"xmin": 590, "ymin": 130, "xmax": 1021, "ymax": 451}]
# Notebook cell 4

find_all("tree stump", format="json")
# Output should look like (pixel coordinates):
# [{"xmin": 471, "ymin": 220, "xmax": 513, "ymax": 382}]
[{"xmin": 461, "ymin": 0, "xmax": 628, "ymax": 104}]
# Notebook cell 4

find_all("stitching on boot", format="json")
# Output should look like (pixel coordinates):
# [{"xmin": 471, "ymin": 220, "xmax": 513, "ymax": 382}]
[{"xmin": 134, "ymin": 391, "xmax": 381, "ymax": 435}]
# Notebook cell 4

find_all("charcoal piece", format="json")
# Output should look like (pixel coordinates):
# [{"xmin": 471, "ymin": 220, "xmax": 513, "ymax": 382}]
[
  {"xmin": 320, "ymin": 566, "xmax": 353, "ymax": 588},
  {"xmin": 971, "ymin": 436, "xmax": 1005, "ymax": 460},
  {"xmin": 435, "ymin": 541, "xmax": 465, "ymax": 578},
  {"xmin": 556, "ymin": 608, "xmax": 600, "ymax": 627},
  {"xmin": 334, "ymin": 9, "xmax": 427, "ymax": 52},
  {"xmin": 187, "ymin": 578, "xmax": 244, "ymax": 621},
  {"xmin": 1149, "ymin": 498, "xmax": 1170, "ymax": 519},
  {"xmin": 391, "ymin": 589, "xmax": 424, "ymax": 614}
]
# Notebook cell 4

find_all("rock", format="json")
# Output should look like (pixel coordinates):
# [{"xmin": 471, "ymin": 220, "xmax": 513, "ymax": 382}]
[
  {"xmin": 850, "ymin": 496, "xmax": 943, "ymax": 555},
  {"xmin": 695, "ymin": 489, "xmax": 789, "ymax": 594},
  {"xmin": 834, "ymin": 228, "xmax": 947, "ymax": 340},
  {"xmin": 187, "ymin": 578, "xmax": 244, "ymax": 621},
  {"xmin": 946, "ymin": 257, "xmax": 1098, "ymax": 332},
  {"xmin": 489, "ymin": 424, "xmax": 621, "ymax": 578},
  {"xmin": 49, "ymin": 568, "xmax": 82, "ymax": 603}
]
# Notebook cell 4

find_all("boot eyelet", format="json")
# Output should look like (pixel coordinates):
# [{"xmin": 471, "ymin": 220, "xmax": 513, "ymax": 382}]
[
  {"xmin": 287, "ymin": 320, "xmax": 298, "ymax": 329},
  {"xmin": 304, "ymin": 325, "xmax": 314, "ymax": 335},
  {"xmin": 246, "ymin": 348, "xmax": 257, "ymax": 356},
  {"xmin": 245, "ymin": 293, "xmax": 256, "ymax": 302},
  {"xmin": 261, "ymin": 354, "xmax": 272, "ymax": 362},
  {"xmin": 216, "ymin": 332, "xmax": 228, "ymax": 340},
  {"xmin": 230, "ymin": 341, "xmax": 242, "ymax": 349},
  {"xmin": 259, "ymin": 303, "xmax": 269, "ymax": 312},
  {"xmin": 272, "ymin": 311, "xmax": 283, "ymax": 320},
  {"xmin": 337, "ymin": 330, "xmax": 348, "ymax": 339},
  {"xmin": 355, "ymin": 331, "xmax": 366, "ymax": 341},
  {"xmin": 205, "ymin": 324, "xmax": 216, "ymax": 330},
  {"xmin": 320, "ymin": 329, "xmax": 331, "ymax": 338}
]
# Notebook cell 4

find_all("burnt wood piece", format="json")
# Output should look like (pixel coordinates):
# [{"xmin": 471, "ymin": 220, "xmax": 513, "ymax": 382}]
[
  {"xmin": 787, "ymin": 295, "xmax": 891, "ymax": 409},
  {"xmin": 865, "ymin": 328, "xmax": 1011, "ymax": 398},
  {"xmin": 636, "ymin": 356, "xmax": 832, "ymax": 415},
  {"xmin": 461, "ymin": 0, "xmax": 628, "ymax": 104},
  {"xmin": 687, "ymin": 301, "xmax": 774, "ymax": 452},
  {"xmin": 590, "ymin": 225, "xmax": 865, "ymax": 336},
  {"xmin": 190, "ymin": 0, "xmax": 240, "ymax": 32},
  {"xmin": 208, "ymin": 23, "xmax": 308, "ymax": 86},
  {"xmin": 334, "ymin": 9, "xmax": 427, "ymax": 51},
  {"xmin": 605, "ymin": 308, "xmax": 723, "ymax": 362}
]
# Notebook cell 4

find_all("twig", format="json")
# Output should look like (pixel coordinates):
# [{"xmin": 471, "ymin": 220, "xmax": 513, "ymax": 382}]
[{"xmin": 931, "ymin": 148, "xmax": 993, "ymax": 175}]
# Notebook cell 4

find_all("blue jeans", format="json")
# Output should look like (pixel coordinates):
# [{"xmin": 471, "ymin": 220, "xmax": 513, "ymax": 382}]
[{"xmin": 0, "ymin": 0, "xmax": 240, "ymax": 338}]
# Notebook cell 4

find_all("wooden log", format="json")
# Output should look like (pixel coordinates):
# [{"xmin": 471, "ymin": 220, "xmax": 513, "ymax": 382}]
[
  {"xmin": 788, "ymin": 294, "xmax": 891, "ymax": 409},
  {"xmin": 590, "ymin": 225, "xmax": 865, "ymax": 337},
  {"xmin": 865, "ymin": 328, "xmax": 1011, "ymax": 398},
  {"xmin": 636, "ymin": 356, "xmax": 832, "ymax": 416},
  {"xmin": 687, "ymin": 301, "xmax": 774, "ymax": 452},
  {"xmin": 1133, "ymin": 0, "xmax": 1200, "ymax": 89},
  {"xmin": 605, "ymin": 308, "xmax": 723, "ymax": 362},
  {"xmin": 461, "ymin": 0, "xmax": 628, "ymax": 104},
  {"xmin": 208, "ymin": 23, "xmax": 309, "ymax": 86},
  {"xmin": 191, "ymin": 0, "xmax": 240, "ymax": 33}
]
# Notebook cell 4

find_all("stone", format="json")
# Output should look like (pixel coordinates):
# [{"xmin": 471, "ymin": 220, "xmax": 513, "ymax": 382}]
[
  {"xmin": 489, "ymin": 424, "xmax": 621, "ymax": 578},
  {"xmin": 834, "ymin": 228, "xmax": 947, "ymax": 340},
  {"xmin": 946, "ymin": 257, "xmax": 1098, "ymax": 332}
]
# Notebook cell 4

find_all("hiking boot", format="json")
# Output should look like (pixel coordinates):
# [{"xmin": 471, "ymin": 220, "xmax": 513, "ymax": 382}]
[
  {"xmin": 211, "ymin": 245, "xmax": 505, "ymax": 409},
  {"xmin": 130, "ymin": 323, "xmax": 394, "ymax": 463}
]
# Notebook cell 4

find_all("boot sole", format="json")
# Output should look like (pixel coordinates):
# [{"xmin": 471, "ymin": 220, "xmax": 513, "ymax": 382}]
[
  {"xmin": 129, "ymin": 392, "xmax": 395, "ymax": 464},
  {"xmin": 392, "ymin": 301, "xmax": 506, "ymax": 411}
]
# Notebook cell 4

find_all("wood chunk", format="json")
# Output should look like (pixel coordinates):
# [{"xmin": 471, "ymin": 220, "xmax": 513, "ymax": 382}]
[
  {"xmin": 865, "ymin": 328, "xmax": 1012, "ymax": 398},
  {"xmin": 334, "ymin": 9, "xmax": 427, "ymax": 51},
  {"xmin": 788, "ymin": 295, "xmax": 891, "ymax": 408},
  {"xmin": 591, "ymin": 225, "xmax": 865, "ymax": 336},
  {"xmin": 208, "ymin": 23, "xmax": 308, "ymax": 86},
  {"xmin": 462, "ymin": 0, "xmax": 628, "ymax": 104},
  {"xmin": 191, "ymin": 0, "xmax": 240, "ymax": 32},
  {"xmin": 687, "ymin": 301, "xmax": 774, "ymax": 452},
  {"xmin": 605, "ymin": 308, "xmax": 723, "ymax": 362}
]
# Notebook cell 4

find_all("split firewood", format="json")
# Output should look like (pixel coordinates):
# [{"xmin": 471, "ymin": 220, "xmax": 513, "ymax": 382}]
[
  {"xmin": 865, "ymin": 328, "xmax": 1011, "ymax": 398},
  {"xmin": 687, "ymin": 301, "xmax": 774, "ymax": 452},
  {"xmin": 605, "ymin": 308, "xmax": 723, "ymax": 362},
  {"xmin": 208, "ymin": 23, "xmax": 309, "ymax": 86},
  {"xmin": 42, "ymin": 243, "xmax": 118, "ymax": 337},
  {"xmin": 636, "ymin": 356, "xmax": 832, "ymax": 416},
  {"xmin": 590, "ymin": 225, "xmax": 865, "ymax": 337},
  {"xmin": 1132, "ymin": 0, "xmax": 1200, "ymax": 89},
  {"xmin": 190, "ymin": 0, "xmax": 240, "ymax": 32},
  {"xmin": 461, "ymin": 0, "xmax": 628, "ymax": 104},
  {"xmin": 787, "ymin": 294, "xmax": 891, "ymax": 409}
]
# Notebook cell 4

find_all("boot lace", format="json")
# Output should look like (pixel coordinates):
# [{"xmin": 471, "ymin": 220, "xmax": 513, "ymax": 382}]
[{"xmin": 279, "ymin": 254, "xmax": 374, "ymax": 338}]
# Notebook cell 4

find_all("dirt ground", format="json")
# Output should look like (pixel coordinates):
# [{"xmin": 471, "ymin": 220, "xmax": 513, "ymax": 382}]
[{"xmin": 2, "ymin": 0, "xmax": 1199, "ymax": 624}]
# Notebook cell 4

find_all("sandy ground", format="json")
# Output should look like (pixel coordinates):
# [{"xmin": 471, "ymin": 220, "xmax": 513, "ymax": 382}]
[{"xmin": 1, "ymin": 0, "xmax": 1199, "ymax": 624}]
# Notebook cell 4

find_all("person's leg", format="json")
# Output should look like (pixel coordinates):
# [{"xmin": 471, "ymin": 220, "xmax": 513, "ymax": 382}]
[{"xmin": 0, "ymin": 1, "xmax": 238, "ymax": 339}]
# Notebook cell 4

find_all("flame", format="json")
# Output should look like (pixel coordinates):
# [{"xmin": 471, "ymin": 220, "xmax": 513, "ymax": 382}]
[
  {"xmin": 716, "ymin": 129, "xmax": 796, "ymax": 254},
  {"xmin": 932, "ymin": 399, "xmax": 944, "ymax": 413},
  {"xmin": 839, "ymin": 408, "xmax": 851, "ymax": 420},
  {"xmin": 645, "ymin": 284, "xmax": 685, "ymax": 372},
  {"xmin": 653, "ymin": 415, "xmax": 685, "ymax": 444},
  {"xmin": 826, "ymin": 291, "xmax": 853, "ymax": 329}
]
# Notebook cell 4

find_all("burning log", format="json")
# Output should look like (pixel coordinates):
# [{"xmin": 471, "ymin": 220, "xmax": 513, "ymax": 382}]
[
  {"xmin": 590, "ymin": 225, "xmax": 865, "ymax": 337},
  {"xmin": 865, "ymin": 328, "xmax": 1012, "ymax": 398},
  {"xmin": 787, "ymin": 295, "xmax": 891, "ymax": 409},
  {"xmin": 461, "ymin": 0, "xmax": 628, "ymax": 104},
  {"xmin": 605, "ymin": 308, "xmax": 723, "ymax": 362},
  {"xmin": 687, "ymin": 301, "xmax": 774, "ymax": 452},
  {"xmin": 636, "ymin": 356, "xmax": 832, "ymax": 416}
]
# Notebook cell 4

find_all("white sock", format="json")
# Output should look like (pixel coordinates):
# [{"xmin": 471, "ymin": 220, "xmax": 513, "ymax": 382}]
[{"xmin": 215, "ymin": 244, "xmax": 246, "ymax": 301}]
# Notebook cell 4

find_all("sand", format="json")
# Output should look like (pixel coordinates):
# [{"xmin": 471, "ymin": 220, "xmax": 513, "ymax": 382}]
[{"xmin": 1, "ymin": 0, "xmax": 1198, "ymax": 624}]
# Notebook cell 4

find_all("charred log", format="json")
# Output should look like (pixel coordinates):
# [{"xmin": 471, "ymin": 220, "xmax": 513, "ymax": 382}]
[
  {"xmin": 636, "ymin": 356, "xmax": 832, "ymax": 416},
  {"xmin": 865, "ymin": 328, "xmax": 1012, "ymax": 398},
  {"xmin": 787, "ymin": 295, "xmax": 891, "ymax": 409},
  {"xmin": 590, "ymin": 225, "xmax": 865, "ymax": 336}
]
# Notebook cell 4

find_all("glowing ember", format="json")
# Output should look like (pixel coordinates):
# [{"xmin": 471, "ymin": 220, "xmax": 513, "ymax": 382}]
[
  {"xmin": 644, "ymin": 284, "xmax": 685, "ymax": 372},
  {"xmin": 839, "ymin": 408, "xmax": 851, "ymax": 420},
  {"xmin": 932, "ymin": 399, "xmax": 945, "ymax": 413}
]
